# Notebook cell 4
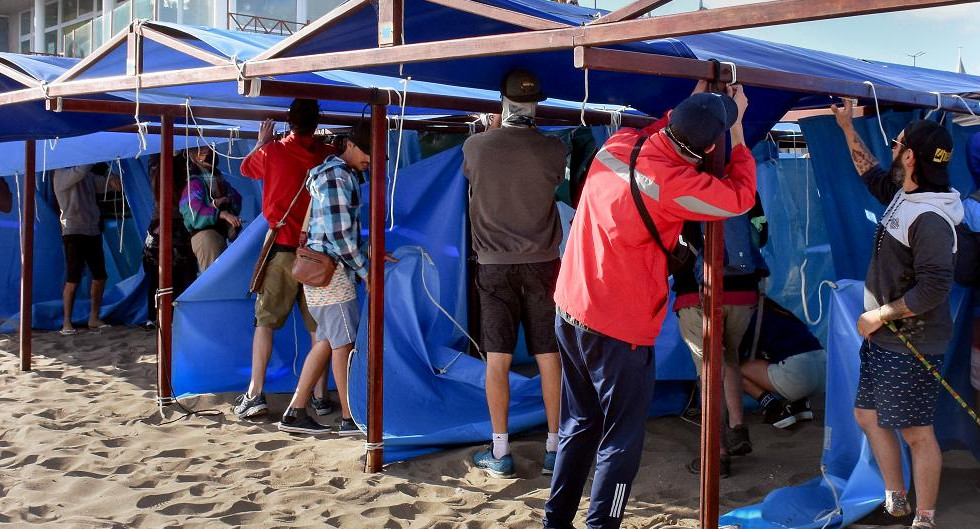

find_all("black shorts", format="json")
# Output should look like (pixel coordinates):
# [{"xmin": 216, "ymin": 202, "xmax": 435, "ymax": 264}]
[
  {"xmin": 63, "ymin": 234, "xmax": 108, "ymax": 284},
  {"xmin": 854, "ymin": 340, "xmax": 943, "ymax": 429},
  {"xmin": 476, "ymin": 259, "xmax": 560, "ymax": 355}
]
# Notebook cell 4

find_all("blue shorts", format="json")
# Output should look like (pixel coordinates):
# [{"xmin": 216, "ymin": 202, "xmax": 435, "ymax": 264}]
[{"xmin": 854, "ymin": 341, "xmax": 943, "ymax": 429}]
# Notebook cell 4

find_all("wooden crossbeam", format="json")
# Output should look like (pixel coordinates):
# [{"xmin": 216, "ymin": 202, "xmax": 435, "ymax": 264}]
[
  {"xmin": 54, "ymin": 29, "xmax": 129, "ymax": 83},
  {"xmin": 589, "ymin": 0, "xmax": 675, "ymax": 25},
  {"xmin": 139, "ymin": 25, "xmax": 229, "ymax": 67},
  {"xmin": 378, "ymin": 0, "xmax": 404, "ymax": 47},
  {"xmin": 574, "ymin": 46, "xmax": 980, "ymax": 115},
  {"xmin": 422, "ymin": 0, "xmax": 569, "ymax": 30},
  {"xmin": 0, "ymin": 61, "xmax": 41, "ymax": 88}
]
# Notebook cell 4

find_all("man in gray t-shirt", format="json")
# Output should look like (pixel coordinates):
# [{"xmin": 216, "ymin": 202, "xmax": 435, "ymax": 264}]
[
  {"xmin": 463, "ymin": 70, "xmax": 567, "ymax": 478},
  {"xmin": 52, "ymin": 163, "xmax": 119, "ymax": 335}
]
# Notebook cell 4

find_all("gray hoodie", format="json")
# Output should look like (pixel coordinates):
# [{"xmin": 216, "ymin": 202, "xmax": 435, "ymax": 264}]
[
  {"xmin": 53, "ymin": 164, "xmax": 106, "ymax": 237},
  {"xmin": 861, "ymin": 165, "xmax": 964, "ymax": 355}
]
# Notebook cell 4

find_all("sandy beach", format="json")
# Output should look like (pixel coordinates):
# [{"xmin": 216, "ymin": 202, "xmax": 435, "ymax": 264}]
[{"xmin": 0, "ymin": 326, "xmax": 977, "ymax": 528}]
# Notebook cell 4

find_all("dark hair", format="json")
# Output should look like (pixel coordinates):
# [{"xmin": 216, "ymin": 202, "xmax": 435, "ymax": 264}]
[
  {"xmin": 91, "ymin": 162, "xmax": 110, "ymax": 176},
  {"xmin": 288, "ymin": 98, "xmax": 320, "ymax": 135}
]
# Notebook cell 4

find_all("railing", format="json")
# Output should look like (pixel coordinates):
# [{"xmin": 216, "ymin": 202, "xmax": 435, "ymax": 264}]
[{"xmin": 228, "ymin": 13, "xmax": 307, "ymax": 36}]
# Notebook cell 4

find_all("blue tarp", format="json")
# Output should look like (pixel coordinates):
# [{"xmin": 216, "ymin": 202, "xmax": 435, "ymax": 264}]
[{"xmin": 722, "ymin": 114, "xmax": 980, "ymax": 528}]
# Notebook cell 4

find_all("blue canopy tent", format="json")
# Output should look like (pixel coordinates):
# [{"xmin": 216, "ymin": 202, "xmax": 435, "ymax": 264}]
[{"xmin": 1, "ymin": 0, "xmax": 978, "ymax": 514}]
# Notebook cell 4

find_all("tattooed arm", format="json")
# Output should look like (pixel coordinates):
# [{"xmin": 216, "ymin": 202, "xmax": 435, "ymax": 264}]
[{"xmin": 831, "ymin": 99, "xmax": 898, "ymax": 206}]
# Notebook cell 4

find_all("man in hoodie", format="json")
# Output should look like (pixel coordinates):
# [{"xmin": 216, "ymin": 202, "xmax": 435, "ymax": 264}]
[
  {"xmin": 833, "ymin": 99, "xmax": 961, "ymax": 529},
  {"xmin": 464, "ymin": 70, "xmax": 566, "ymax": 479},
  {"xmin": 544, "ymin": 83, "xmax": 756, "ymax": 529},
  {"xmin": 53, "ymin": 163, "xmax": 120, "ymax": 335},
  {"xmin": 234, "ymin": 99, "xmax": 336, "ymax": 419}
]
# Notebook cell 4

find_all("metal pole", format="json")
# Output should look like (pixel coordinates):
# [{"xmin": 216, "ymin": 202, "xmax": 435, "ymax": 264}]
[
  {"xmin": 365, "ymin": 103, "xmax": 387, "ymax": 472},
  {"xmin": 698, "ymin": 81, "xmax": 727, "ymax": 529},
  {"xmin": 19, "ymin": 140, "xmax": 36, "ymax": 372},
  {"xmin": 157, "ymin": 114, "xmax": 174, "ymax": 404}
]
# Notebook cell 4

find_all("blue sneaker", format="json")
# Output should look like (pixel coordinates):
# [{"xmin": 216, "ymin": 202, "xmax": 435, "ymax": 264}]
[
  {"xmin": 473, "ymin": 447, "xmax": 516, "ymax": 478},
  {"xmin": 542, "ymin": 451, "xmax": 557, "ymax": 475}
]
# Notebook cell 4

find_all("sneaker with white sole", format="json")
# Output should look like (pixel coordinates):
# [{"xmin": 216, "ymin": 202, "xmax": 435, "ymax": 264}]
[
  {"xmin": 337, "ymin": 418, "xmax": 362, "ymax": 437},
  {"xmin": 789, "ymin": 398, "xmax": 814, "ymax": 422},
  {"xmin": 309, "ymin": 395, "xmax": 334, "ymax": 416},
  {"xmin": 279, "ymin": 409, "xmax": 331, "ymax": 435},
  {"xmin": 884, "ymin": 490, "xmax": 912, "ymax": 518},
  {"xmin": 473, "ymin": 447, "xmax": 516, "ymax": 478},
  {"xmin": 233, "ymin": 393, "xmax": 268, "ymax": 418},
  {"xmin": 764, "ymin": 401, "xmax": 797, "ymax": 429}
]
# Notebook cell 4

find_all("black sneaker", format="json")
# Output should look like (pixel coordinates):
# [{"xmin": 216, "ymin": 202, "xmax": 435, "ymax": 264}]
[
  {"xmin": 309, "ymin": 395, "xmax": 334, "ymax": 416},
  {"xmin": 278, "ymin": 409, "xmax": 331, "ymax": 435},
  {"xmin": 724, "ymin": 424, "xmax": 752, "ymax": 456},
  {"xmin": 337, "ymin": 418, "xmax": 362, "ymax": 437},
  {"xmin": 687, "ymin": 455, "xmax": 731, "ymax": 479},
  {"xmin": 233, "ymin": 393, "xmax": 268, "ymax": 418},
  {"xmin": 764, "ymin": 401, "xmax": 798, "ymax": 429},
  {"xmin": 788, "ymin": 398, "xmax": 814, "ymax": 423}
]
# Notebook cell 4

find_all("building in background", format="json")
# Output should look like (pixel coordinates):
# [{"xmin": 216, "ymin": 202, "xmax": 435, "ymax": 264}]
[{"xmin": 0, "ymin": 0, "xmax": 345, "ymax": 57}]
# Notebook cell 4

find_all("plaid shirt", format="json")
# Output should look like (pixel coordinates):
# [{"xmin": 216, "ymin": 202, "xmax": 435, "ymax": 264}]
[{"xmin": 306, "ymin": 156, "xmax": 368, "ymax": 282}]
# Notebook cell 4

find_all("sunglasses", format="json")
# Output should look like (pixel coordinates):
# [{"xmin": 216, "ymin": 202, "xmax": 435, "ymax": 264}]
[{"xmin": 890, "ymin": 137, "xmax": 906, "ymax": 150}]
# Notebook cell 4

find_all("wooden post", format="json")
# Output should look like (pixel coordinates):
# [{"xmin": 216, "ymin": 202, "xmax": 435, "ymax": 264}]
[
  {"xmin": 378, "ymin": 0, "xmax": 403, "ymax": 47},
  {"xmin": 366, "ymin": 104, "xmax": 387, "ymax": 472},
  {"xmin": 19, "ymin": 140, "xmax": 36, "ymax": 372},
  {"xmin": 157, "ymin": 114, "xmax": 175, "ymax": 403},
  {"xmin": 698, "ymin": 81, "xmax": 728, "ymax": 529}
]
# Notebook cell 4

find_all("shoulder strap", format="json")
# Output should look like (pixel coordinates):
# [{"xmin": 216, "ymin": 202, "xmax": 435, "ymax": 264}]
[
  {"xmin": 628, "ymin": 135, "xmax": 672, "ymax": 258},
  {"xmin": 276, "ymin": 175, "xmax": 310, "ymax": 229}
]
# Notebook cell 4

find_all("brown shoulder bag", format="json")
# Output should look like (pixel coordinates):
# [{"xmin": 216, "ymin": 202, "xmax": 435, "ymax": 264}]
[{"xmin": 291, "ymin": 195, "xmax": 337, "ymax": 288}]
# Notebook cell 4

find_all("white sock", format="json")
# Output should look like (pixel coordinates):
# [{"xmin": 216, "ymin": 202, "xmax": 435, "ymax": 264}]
[
  {"xmin": 546, "ymin": 432, "xmax": 559, "ymax": 453},
  {"xmin": 492, "ymin": 433, "xmax": 510, "ymax": 459}
]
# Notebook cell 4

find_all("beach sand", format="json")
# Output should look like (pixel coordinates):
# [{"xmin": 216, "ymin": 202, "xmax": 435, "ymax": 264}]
[{"xmin": 0, "ymin": 327, "xmax": 977, "ymax": 528}]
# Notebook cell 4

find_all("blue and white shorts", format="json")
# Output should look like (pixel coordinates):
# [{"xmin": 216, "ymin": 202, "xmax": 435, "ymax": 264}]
[{"xmin": 854, "ymin": 341, "xmax": 943, "ymax": 429}]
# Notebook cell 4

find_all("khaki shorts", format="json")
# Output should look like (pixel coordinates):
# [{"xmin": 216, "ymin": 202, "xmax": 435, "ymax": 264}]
[
  {"xmin": 677, "ymin": 304, "xmax": 755, "ymax": 376},
  {"xmin": 768, "ymin": 349, "xmax": 824, "ymax": 402},
  {"xmin": 254, "ymin": 251, "xmax": 317, "ymax": 332}
]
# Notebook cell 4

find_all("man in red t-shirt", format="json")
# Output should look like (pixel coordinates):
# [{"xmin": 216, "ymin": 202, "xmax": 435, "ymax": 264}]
[{"xmin": 233, "ymin": 99, "xmax": 335, "ymax": 419}]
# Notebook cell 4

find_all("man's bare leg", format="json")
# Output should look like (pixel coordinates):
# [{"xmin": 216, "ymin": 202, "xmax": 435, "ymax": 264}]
[
  {"xmin": 535, "ymin": 352, "xmax": 562, "ymax": 432},
  {"xmin": 247, "ymin": 326, "xmax": 274, "ymax": 398},
  {"xmin": 330, "ymin": 343, "xmax": 356, "ymax": 419},
  {"xmin": 287, "ymin": 339, "xmax": 333, "ymax": 410},
  {"xmin": 486, "ymin": 352, "xmax": 513, "ymax": 458},
  {"xmin": 62, "ymin": 282, "xmax": 78, "ymax": 332},
  {"xmin": 312, "ymin": 333, "xmax": 330, "ymax": 400},
  {"xmin": 88, "ymin": 278, "xmax": 106, "ymax": 328},
  {"xmin": 900, "ymin": 425, "xmax": 942, "ymax": 513},
  {"xmin": 723, "ymin": 362, "xmax": 745, "ymax": 428},
  {"xmin": 855, "ymin": 407, "xmax": 905, "ymax": 493}
]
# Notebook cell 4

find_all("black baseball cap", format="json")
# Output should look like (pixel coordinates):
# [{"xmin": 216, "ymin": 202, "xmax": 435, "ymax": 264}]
[
  {"xmin": 500, "ymin": 69, "xmax": 546, "ymax": 103},
  {"xmin": 668, "ymin": 92, "xmax": 738, "ymax": 153},
  {"xmin": 348, "ymin": 120, "xmax": 372, "ymax": 155},
  {"xmin": 903, "ymin": 120, "xmax": 953, "ymax": 188}
]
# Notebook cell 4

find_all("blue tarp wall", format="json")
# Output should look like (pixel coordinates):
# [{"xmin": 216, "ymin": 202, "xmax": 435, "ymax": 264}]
[{"xmin": 722, "ymin": 113, "xmax": 980, "ymax": 529}]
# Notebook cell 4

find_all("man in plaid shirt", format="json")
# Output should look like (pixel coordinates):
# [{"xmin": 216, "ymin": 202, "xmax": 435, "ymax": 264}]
[{"xmin": 279, "ymin": 121, "xmax": 380, "ymax": 435}]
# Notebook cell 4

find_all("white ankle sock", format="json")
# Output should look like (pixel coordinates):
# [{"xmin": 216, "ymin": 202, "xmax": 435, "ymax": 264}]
[
  {"xmin": 492, "ymin": 433, "xmax": 510, "ymax": 459},
  {"xmin": 546, "ymin": 432, "xmax": 559, "ymax": 452}
]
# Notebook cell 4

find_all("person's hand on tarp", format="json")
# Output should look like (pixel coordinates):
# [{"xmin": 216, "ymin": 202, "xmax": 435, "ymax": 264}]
[
  {"xmin": 0, "ymin": 177, "xmax": 11, "ymax": 214},
  {"xmin": 857, "ymin": 307, "xmax": 884, "ymax": 338},
  {"xmin": 364, "ymin": 252, "xmax": 401, "ymax": 294}
]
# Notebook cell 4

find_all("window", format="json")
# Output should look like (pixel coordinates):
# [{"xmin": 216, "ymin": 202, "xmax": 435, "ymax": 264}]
[
  {"xmin": 111, "ymin": 1, "xmax": 131, "ymax": 35},
  {"xmin": 79, "ymin": 0, "xmax": 94, "ymax": 15},
  {"xmin": 160, "ymin": 0, "xmax": 214, "ymax": 26},
  {"xmin": 45, "ymin": 30, "xmax": 58, "ymax": 53},
  {"xmin": 307, "ymin": 0, "xmax": 344, "ymax": 22},
  {"xmin": 45, "ymin": 1, "xmax": 59, "ymax": 29},
  {"xmin": 133, "ymin": 0, "xmax": 152, "ymax": 20},
  {"xmin": 62, "ymin": 0, "xmax": 79, "ymax": 21},
  {"xmin": 236, "ymin": 0, "xmax": 298, "ymax": 24},
  {"xmin": 92, "ymin": 15, "xmax": 104, "ymax": 48},
  {"xmin": 20, "ymin": 10, "xmax": 32, "ymax": 36}
]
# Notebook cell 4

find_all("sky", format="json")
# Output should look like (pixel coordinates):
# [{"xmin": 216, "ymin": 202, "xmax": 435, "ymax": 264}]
[{"xmin": 592, "ymin": 0, "xmax": 979, "ymax": 74}]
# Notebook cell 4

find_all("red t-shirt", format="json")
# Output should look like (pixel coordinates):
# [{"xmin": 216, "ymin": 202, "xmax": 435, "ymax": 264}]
[{"xmin": 241, "ymin": 133, "xmax": 335, "ymax": 247}]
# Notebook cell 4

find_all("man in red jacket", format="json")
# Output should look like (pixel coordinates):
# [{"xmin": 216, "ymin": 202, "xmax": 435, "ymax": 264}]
[
  {"xmin": 233, "ymin": 99, "xmax": 336, "ymax": 420},
  {"xmin": 544, "ymin": 83, "xmax": 756, "ymax": 529}
]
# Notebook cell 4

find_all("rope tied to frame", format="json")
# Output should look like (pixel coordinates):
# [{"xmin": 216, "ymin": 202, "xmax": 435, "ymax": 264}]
[
  {"xmin": 364, "ymin": 441, "xmax": 385, "ymax": 451},
  {"xmin": 113, "ymin": 156, "xmax": 128, "ymax": 253},
  {"xmin": 720, "ymin": 61, "xmax": 738, "ymax": 85},
  {"xmin": 862, "ymin": 81, "xmax": 890, "ymax": 148},
  {"xmin": 925, "ymin": 91, "xmax": 943, "ymax": 120},
  {"xmin": 388, "ymin": 77, "xmax": 411, "ymax": 231},
  {"xmin": 184, "ymin": 97, "xmax": 250, "ymax": 160},
  {"xmin": 230, "ymin": 53, "xmax": 247, "ymax": 82},
  {"xmin": 580, "ymin": 68, "xmax": 590, "ymax": 127},
  {"xmin": 132, "ymin": 20, "xmax": 149, "ymax": 156},
  {"xmin": 952, "ymin": 94, "xmax": 979, "ymax": 118},
  {"xmin": 813, "ymin": 464, "xmax": 843, "ymax": 529},
  {"xmin": 154, "ymin": 286, "xmax": 174, "ymax": 309}
]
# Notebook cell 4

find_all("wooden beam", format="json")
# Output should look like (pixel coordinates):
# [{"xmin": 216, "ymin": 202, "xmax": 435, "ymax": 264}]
[
  {"xmin": 423, "ymin": 0, "xmax": 568, "ymax": 30},
  {"xmin": 242, "ymin": 79, "xmax": 655, "ymax": 128},
  {"xmin": 575, "ymin": 46, "xmax": 980, "ymax": 115},
  {"xmin": 252, "ymin": 0, "xmax": 374, "ymax": 61},
  {"xmin": 54, "ymin": 29, "xmax": 129, "ymax": 83},
  {"xmin": 157, "ymin": 114, "xmax": 174, "ymax": 404},
  {"xmin": 378, "ymin": 0, "xmax": 404, "ymax": 47},
  {"xmin": 126, "ymin": 26, "xmax": 142, "ymax": 77},
  {"xmin": 20, "ymin": 140, "xmax": 35, "ymax": 373},
  {"xmin": 0, "ymin": 62, "xmax": 42, "ymax": 88},
  {"xmin": 590, "ymin": 0, "xmax": 674, "ymax": 25},
  {"xmin": 366, "ymin": 103, "xmax": 387, "ymax": 473},
  {"xmin": 139, "ymin": 25, "xmax": 229, "ymax": 67}
]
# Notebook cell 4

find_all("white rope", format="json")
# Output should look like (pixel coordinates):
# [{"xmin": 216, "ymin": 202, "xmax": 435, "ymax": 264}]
[
  {"xmin": 154, "ymin": 286, "xmax": 174, "ymax": 309},
  {"xmin": 952, "ymin": 94, "xmax": 979, "ymax": 118},
  {"xmin": 226, "ymin": 127, "xmax": 240, "ymax": 176},
  {"xmin": 114, "ymin": 157, "xmax": 128, "ymax": 253},
  {"xmin": 388, "ymin": 77, "xmax": 410, "ymax": 231},
  {"xmin": 415, "ymin": 247, "xmax": 484, "ymax": 374},
  {"xmin": 796, "ymin": 136, "xmax": 839, "ymax": 326},
  {"xmin": 230, "ymin": 53, "xmax": 247, "ymax": 81},
  {"xmin": 364, "ymin": 441, "xmax": 384, "ymax": 450},
  {"xmin": 183, "ymin": 98, "xmax": 250, "ymax": 160},
  {"xmin": 580, "ymin": 68, "xmax": 590, "ymax": 127},
  {"xmin": 13, "ymin": 171, "xmax": 22, "ymax": 246},
  {"xmin": 132, "ymin": 20, "xmax": 148, "ymax": 157},
  {"xmin": 925, "ymin": 91, "xmax": 943, "ymax": 120},
  {"xmin": 813, "ymin": 465, "xmax": 843, "ymax": 529},
  {"xmin": 39, "ymin": 81, "xmax": 50, "ymax": 100},
  {"xmin": 862, "ymin": 82, "xmax": 889, "ymax": 148}
]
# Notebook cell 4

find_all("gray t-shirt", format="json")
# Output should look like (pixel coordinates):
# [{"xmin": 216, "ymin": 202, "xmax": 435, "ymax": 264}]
[
  {"xmin": 462, "ymin": 127, "xmax": 567, "ymax": 265},
  {"xmin": 53, "ymin": 165, "xmax": 104, "ymax": 237}
]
